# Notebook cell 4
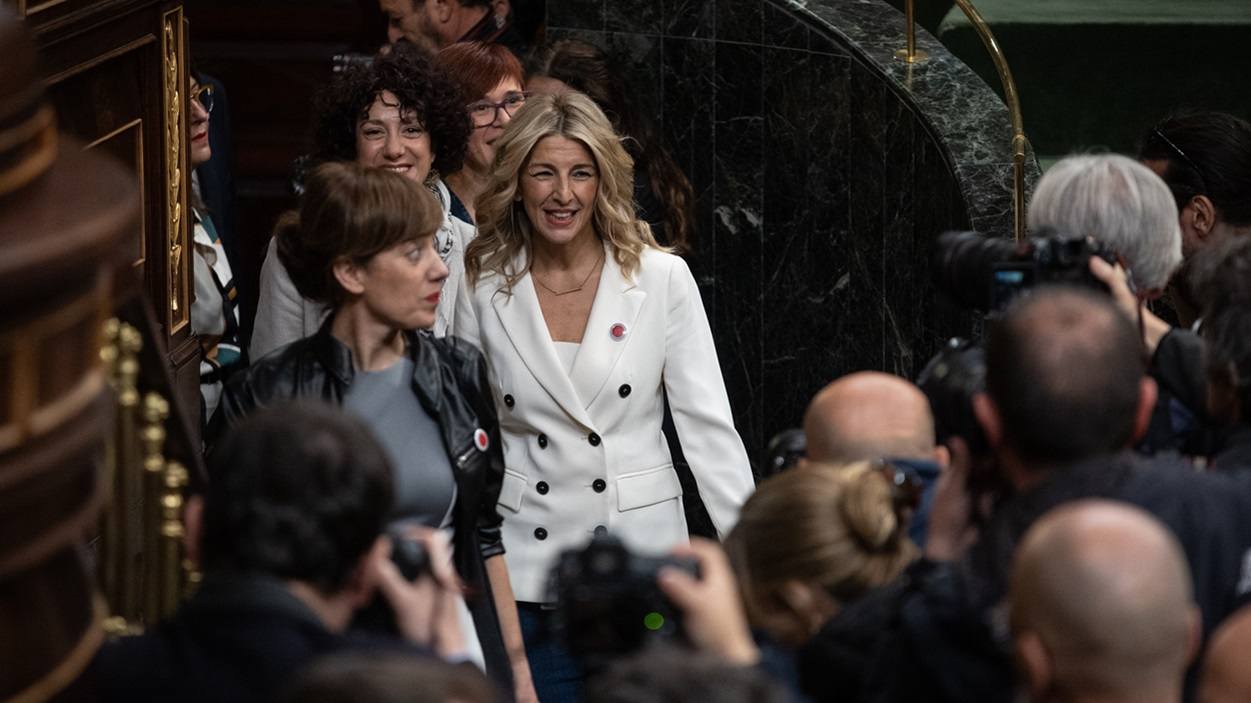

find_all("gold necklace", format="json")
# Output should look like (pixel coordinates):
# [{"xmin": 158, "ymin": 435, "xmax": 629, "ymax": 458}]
[{"xmin": 534, "ymin": 251, "xmax": 604, "ymax": 296}]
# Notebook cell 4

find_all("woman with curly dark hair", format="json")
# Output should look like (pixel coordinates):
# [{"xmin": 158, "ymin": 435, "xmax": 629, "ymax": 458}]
[
  {"xmin": 526, "ymin": 39, "xmax": 696, "ymax": 253},
  {"xmin": 251, "ymin": 44, "xmax": 476, "ymax": 359}
]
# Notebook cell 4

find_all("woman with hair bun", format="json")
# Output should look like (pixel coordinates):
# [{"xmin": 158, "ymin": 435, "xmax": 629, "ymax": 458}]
[
  {"xmin": 456, "ymin": 91, "xmax": 753, "ymax": 701},
  {"xmin": 725, "ymin": 462, "xmax": 919, "ymax": 703},
  {"xmin": 726, "ymin": 462, "xmax": 918, "ymax": 648},
  {"xmin": 215, "ymin": 162, "xmax": 536, "ymax": 702}
]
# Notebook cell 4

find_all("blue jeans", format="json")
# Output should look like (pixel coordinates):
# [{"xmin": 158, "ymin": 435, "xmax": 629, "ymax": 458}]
[{"xmin": 517, "ymin": 603, "xmax": 583, "ymax": 703}]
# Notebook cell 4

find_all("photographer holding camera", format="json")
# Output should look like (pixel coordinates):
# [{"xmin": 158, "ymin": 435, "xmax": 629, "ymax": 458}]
[
  {"xmin": 1025, "ymin": 153, "xmax": 1230, "ymax": 459},
  {"xmin": 847, "ymin": 287, "xmax": 1251, "ymax": 703},
  {"xmin": 92, "ymin": 403, "xmax": 471, "ymax": 703}
]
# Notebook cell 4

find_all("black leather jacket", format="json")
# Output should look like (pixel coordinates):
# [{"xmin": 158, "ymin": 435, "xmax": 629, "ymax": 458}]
[{"xmin": 208, "ymin": 323, "xmax": 512, "ymax": 688}]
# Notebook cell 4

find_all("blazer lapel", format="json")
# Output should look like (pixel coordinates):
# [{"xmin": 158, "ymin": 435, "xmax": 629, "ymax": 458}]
[
  {"xmin": 491, "ymin": 272, "xmax": 597, "ymax": 430},
  {"xmin": 568, "ymin": 252, "xmax": 647, "ymax": 409}
]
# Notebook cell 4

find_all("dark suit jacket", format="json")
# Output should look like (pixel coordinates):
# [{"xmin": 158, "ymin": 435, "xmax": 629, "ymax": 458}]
[{"xmin": 90, "ymin": 573, "xmax": 431, "ymax": 703}]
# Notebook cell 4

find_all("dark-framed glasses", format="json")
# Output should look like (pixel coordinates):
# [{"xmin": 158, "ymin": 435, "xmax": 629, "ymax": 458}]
[
  {"xmin": 192, "ymin": 83, "xmax": 215, "ymax": 114},
  {"xmin": 468, "ymin": 91, "xmax": 528, "ymax": 128}
]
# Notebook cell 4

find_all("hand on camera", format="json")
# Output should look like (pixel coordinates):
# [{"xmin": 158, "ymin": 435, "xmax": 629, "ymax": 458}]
[
  {"xmin": 658, "ymin": 538, "xmax": 760, "ymax": 666},
  {"xmin": 367, "ymin": 526, "xmax": 467, "ymax": 658},
  {"xmin": 925, "ymin": 437, "xmax": 980, "ymax": 562},
  {"xmin": 1088, "ymin": 256, "xmax": 1171, "ymax": 355}
]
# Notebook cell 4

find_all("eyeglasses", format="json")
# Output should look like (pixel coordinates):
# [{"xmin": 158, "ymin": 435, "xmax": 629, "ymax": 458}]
[
  {"xmin": 872, "ymin": 460, "xmax": 924, "ymax": 514},
  {"xmin": 467, "ymin": 91, "xmax": 528, "ymax": 128},
  {"xmin": 192, "ymin": 83, "xmax": 215, "ymax": 114},
  {"xmin": 1151, "ymin": 126, "xmax": 1207, "ymax": 198}
]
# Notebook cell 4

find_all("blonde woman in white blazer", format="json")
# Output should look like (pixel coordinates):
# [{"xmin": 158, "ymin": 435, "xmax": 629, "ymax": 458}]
[{"xmin": 456, "ymin": 91, "xmax": 754, "ymax": 701}]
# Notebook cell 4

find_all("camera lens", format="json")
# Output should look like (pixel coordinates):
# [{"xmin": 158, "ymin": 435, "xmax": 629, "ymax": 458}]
[{"xmin": 933, "ymin": 231, "xmax": 1023, "ymax": 310}]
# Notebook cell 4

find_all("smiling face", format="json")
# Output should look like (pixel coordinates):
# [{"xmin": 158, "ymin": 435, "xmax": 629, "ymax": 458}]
[
  {"xmin": 465, "ymin": 77, "xmax": 524, "ymax": 173},
  {"xmin": 355, "ymin": 91, "xmax": 434, "ymax": 183},
  {"xmin": 189, "ymin": 76, "xmax": 212, "ymax": 167},
  {"xmin": 520, "ymin": 134, "xmax": 600, "ymax": 248},
  {"xmin": 351, "ymin": 233, "xmax": 449, "ymax": 331}
]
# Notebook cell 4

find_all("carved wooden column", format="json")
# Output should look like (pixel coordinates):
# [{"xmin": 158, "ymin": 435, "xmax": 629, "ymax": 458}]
[{"xmin": 0, "ymin": 8, "xmax": 140, "ymax": 699}]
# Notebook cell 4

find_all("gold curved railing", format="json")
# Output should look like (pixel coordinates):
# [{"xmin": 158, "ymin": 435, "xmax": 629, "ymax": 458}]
[
  {"xmin": 99, "ymin": 319, "xmax": 194, "ymax": 635},
  {"xmin": 898, "ymin": 0, "xmax": 1029, "ymax": 242}
]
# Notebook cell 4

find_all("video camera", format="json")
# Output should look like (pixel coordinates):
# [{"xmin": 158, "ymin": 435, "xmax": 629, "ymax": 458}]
[
  {"xmin": 548, "ymin": 535, "xmax": 699, "ymax": 666},
  {"xmin": 933, "ymin": 227, "xmax": 1117, "ymax": 312}
]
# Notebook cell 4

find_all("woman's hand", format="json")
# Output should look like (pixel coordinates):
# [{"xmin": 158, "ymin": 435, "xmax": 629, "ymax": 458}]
[{"xmin": 657, "ymin": 538, "xmax": 759, "ymax": 666}]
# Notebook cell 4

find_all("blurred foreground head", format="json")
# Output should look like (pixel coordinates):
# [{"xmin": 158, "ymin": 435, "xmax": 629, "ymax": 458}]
[
  {"xmin": 1010, "ymin": 500, "xmax": 1198, "ymax": 703},
  {"xmin": 202, "ymin": 401, "xmax": 392, "ymax": 593}
]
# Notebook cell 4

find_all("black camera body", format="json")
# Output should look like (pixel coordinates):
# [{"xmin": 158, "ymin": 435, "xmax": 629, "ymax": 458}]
[
  {"xmin": 934, "ymin": 228, "xmax": 1117, "ymax": 311},
  {"xmin": 389, "ymin": 531, "xmax": 431, "ymax": 581},
  {"xmin": 549, "ymin": 535, "xmax": 699, "ymax": 665},
  {"xmin": 352, "ymin": 527, "xmax": 432, "ymax": 634}
]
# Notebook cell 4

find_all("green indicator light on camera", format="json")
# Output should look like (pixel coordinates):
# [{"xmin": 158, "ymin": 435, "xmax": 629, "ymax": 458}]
[{"xmin": 643, "ymin": 612, "xmax": 665, "ymax": 631}]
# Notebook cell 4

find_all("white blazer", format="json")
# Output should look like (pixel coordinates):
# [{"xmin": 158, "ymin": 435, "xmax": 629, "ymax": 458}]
[
  {"xmin": 456, "ymin": 245, "xmax": 755, "ymax": 602},
  {"xmin": 249, "ymin": 178, "xmax": 473, "ymax": 360}
]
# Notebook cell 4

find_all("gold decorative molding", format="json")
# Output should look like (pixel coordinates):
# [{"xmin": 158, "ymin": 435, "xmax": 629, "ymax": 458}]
[
  {"xmin": 160, "ymin": 460, "xmax": 188, "ymax": 614},
  {"xmin": 161, "ymin": 9, "xmax": 189, "ymax": 334},
  {"xmin": 140, "ymin": 391, "xmax": 169, "ymax": 625}
]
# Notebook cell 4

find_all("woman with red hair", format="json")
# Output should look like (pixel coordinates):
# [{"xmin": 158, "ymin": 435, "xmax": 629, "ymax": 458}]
[{"xmin": 436, "ymin": 41, "xmax": 527, "ymax": 226}]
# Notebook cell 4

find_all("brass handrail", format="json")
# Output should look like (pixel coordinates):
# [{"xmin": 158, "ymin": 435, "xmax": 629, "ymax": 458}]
[{"xmin": 900, "ymin": 0, "xmax": 1030, "ymax": 241}]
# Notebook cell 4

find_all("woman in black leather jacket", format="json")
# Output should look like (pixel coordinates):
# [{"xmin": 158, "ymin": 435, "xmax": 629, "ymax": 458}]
[{"xmin": 211, "ymin": 162, "xmax": 535, "ymax": 702}]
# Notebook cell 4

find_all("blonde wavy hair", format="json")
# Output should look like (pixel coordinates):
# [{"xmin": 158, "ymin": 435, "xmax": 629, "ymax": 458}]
[
  {"xmin": 465, "ymin": 91, "xmax": 665, "ymax": 291},
  {"xmin": 725, "ymin": 462, "xmax": 919, "ymax": 640}
]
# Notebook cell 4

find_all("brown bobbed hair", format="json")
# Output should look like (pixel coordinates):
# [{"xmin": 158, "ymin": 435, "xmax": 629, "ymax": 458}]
[
  {"xmin": 275, "ymin": 162, "xmax": 443, "ymax": 307},
  {"xmin": 725, "ymin": 462, "xmax": 918, "ymax": 636},
  {"xmin": 435, "ymin": 40, "xmax": 525, "ymax": 104},
  {"xmin": 465, "ymin": 91, "xmax": 665, "ymax": 291}
]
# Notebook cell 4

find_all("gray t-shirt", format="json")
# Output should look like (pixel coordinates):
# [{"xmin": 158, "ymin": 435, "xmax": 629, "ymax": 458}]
[{"xmin": 343, "ymin": 357, "xmax": 456, "ymax": 528}]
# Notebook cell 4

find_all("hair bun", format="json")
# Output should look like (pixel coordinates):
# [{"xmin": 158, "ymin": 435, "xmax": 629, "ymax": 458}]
[{"xmin": 838, "ymin": 469, "xmax": 902, "ymax": 553}]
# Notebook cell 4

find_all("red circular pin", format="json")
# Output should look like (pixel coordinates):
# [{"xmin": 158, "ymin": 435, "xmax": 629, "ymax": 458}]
[
  {"xmin": 474, "ymin": 428, "xmax": 490, "ymax": 452},
  {"xmin": 610, "ymin": 323, "xmax": 627, "ymax": 340}
]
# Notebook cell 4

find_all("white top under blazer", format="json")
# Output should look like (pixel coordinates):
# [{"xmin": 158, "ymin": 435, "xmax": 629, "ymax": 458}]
[{"xmin": 455, "ymin": 244, "xmax": 755, "ymax": 602}]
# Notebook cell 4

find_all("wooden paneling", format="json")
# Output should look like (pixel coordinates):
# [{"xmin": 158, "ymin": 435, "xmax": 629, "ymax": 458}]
[
  {"xmin": 19, "ymin": 0, "xmax": 201, "ymax": 413},
  {"xmin": 86, "ymin": 119, "xmax": 147, "ymax": 268}
]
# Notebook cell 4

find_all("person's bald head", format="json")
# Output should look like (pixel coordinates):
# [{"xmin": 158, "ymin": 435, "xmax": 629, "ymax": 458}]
[
  {"xmin": 803, "ymin": 372, "xmax": 937, "ymax": 463},
  {"xmin": 1010, "ymin": 500, "xmax": 1198, "ymax": 702},
  {"xmin": 1199, "ymin": 605, "xmax": 1251, "ymax": 703}
]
